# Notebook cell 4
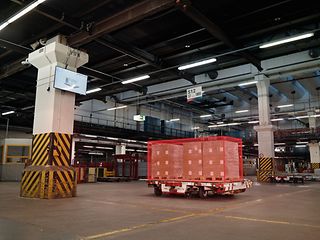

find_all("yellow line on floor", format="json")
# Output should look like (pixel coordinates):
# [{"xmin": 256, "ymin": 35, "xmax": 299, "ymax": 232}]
[
  {"xmin": 159, "ymin": 213, "xmax": 196, "ymax": 223},
  {"xmin": 224, "ymin": 216, "xmax": 320, "ymax": 229},
  {"xmin": 84, "ymin": 224, "xmax": 148, "ymax": 240},
  {"xmin": 83, "ymin": 213, "xmax": 197, "ymax": 239}
]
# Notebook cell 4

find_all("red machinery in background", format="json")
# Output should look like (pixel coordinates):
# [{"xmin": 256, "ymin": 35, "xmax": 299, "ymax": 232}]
[{"xmin": 114, "ymin": 154, "xmax": 138, "ymax": 179}]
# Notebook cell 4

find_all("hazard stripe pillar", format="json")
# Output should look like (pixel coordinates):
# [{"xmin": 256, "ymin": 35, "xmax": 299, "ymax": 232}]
[
  {"xmin": 257, "ymin": 157, "xmax": 274, "ymax": 182},
  {"xmin": 20, "ymin": 36, "xmax": 88, "ymax": 199}
]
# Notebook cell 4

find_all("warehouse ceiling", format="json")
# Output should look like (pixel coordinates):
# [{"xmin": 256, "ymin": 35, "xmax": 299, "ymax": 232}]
[{"xmin": 0, "ymin": 0, "xmax": 320, "ymax": 130}]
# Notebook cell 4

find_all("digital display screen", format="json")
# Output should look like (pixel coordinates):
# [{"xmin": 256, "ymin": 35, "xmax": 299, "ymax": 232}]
[{"xmin": 54, "ymin": 66, "xmax": 88, "ymax": 95}]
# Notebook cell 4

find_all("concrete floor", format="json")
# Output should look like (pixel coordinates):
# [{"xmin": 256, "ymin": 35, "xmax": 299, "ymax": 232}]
[{"xmin": 0, "ymin": 180, "xmax": 319, "ymax": 240}]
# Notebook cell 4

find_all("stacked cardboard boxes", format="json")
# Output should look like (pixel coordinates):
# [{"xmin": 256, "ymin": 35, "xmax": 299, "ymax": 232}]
[
  {"xmin": 183, "ymin": 142, "xmax": 203, "ymax": 179},
  {"xmin": 150, "ymin": 144, "xmax": 183, "ymax": 179}
]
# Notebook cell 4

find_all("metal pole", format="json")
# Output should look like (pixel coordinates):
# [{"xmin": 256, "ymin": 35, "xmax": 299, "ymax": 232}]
[{"xmin": 5, "ymin": 118, "xmax": 9, "ymax": 139}]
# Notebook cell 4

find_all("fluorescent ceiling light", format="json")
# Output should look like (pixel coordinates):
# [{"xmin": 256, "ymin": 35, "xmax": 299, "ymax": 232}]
[
  {"xmin": 2, "ymin": 110, "xmax": 15, "ymax": 116},
  {"xmin": 259, "ymin": 33, "xmax": 314, "ymax": 49},
  {"xmin": 254, "ymin": 144, "xmax": 259, "ymax": 146},
  {"xmin": 126, "ymin": 149, "xmax": 135, "ymax": 151},
  {"xmin": 86, "ymin": 87, "xmax": 102, "ymax": 94},
  {"xmin": 288, "ymin": 115, "xmax": 309, "ymax": 120},
  {"xmin": 217, "ymin": 121, "xmax": 224, "ymax": 124},
  {"xmin": 107, "ymin": 137, "xmax": 119, "ymax": 141},
  {"xmin": 122, "ymin": 75, "xmax": 150, "ymax": 84},
  {"xmin": 248, "ymin": 120, "xmax": 259, "ymax": 124},
  {"xmin": 82, "ymin": 134, "xmax": 98, "ymax": 138},
  {"xmin": 21, "ymin": 105, "xmax": 34, "ymax": 110},
  {"xmin": 311, "ymin": 114, "xmax": 320, "ymax": 117},
  {"xmin": 137, "ymin": 150, "xmax": 148, "ymax": 153},
  {"xmin": 274, "ymin": 143, "xmax": 286, "ymax": 146},
  {"xmin": 271, "ymin": 118, "xmax": 284, "ymax": 122},
  {"xmin": 88, "ymin": 152, "xmax": 104, "ymax": 155},
  {"xmin": 200, "ymin": 114, "xmax": 212, "ymax": 118},
  {"xmin": 126, "ymin": 139, "xmax": 137, "ymax": 143},
  {"xmin": 169, "ymin": 118, "xmax": 180, "ymax": 122},
  {"xmin": 235, "ymin": 110, "xmax": 249, "ymax": 113},
  {"xmin": 83, "ymin": 145, "xmax": 94, "ymax": 148},
  {"xmin": 208, "ymin": 122, "xmax": 241, "ymax": 128},
  {"xmin": 238, "ymin": 81, "xmax": 257, "ymax": 86},
  {"xmin": 191, "ymin": 126, "xmax": 200, "ymax": 130},
  {"xmin": 107, "ymin": 105, "xmax": 127, "ymax": 111},
  {"xmin": 295, "ymin": 145, "xmax": 307, "ymax": 148},
  {"xmin": 277, "ymin": 104, "xmax": 293, "ymax": 108},
  {"xmin": 296, "ymin": 142, "xmax": 308, "ymax": 144},
  {"xmin": 96, "ymin": 146, "xmax": 113, "ymax": 150},
  {"xmin": 0, "ymin": 0, "xmax": 47, "ymax": 32},
  {"xmin": 178, "ymin": 57, "xmax": 216, "ymax": 70}
]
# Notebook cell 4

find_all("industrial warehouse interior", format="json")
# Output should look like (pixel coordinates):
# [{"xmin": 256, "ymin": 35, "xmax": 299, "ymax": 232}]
[{"xmin": 0, "ymin": 0, "xmax": 320, "ymax": 239}]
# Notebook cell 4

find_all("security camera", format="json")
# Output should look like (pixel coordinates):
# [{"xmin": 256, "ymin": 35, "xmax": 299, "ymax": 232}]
[{"xmin": 21, "ymin": 59, "xmax": 30, "ymax": 65}]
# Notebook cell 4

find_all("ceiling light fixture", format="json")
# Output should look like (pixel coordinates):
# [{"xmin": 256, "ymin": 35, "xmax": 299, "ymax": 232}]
[
  {"xmin": 295, "ymin": 145, "xmax": 307, "ymax": 148},
  {"xmin": 107, "ymin": 105, "xmax": 127, "ymax": 111},
  {"xmin": 288, "ymin": 115, "xmax": 309, "ymax": 120},
  {"xmin": 277, "ymin": 104, "xmax": 293, "ymax": 108},
  {"xmin": 137, "ymin": 150, "xmax": 148, "ymax": 153},
  {"xmin": 168, "ymin": 118, "xmax": 180, "ymax": 122},
  {"xmin": 83, "ymin": 145, "xmax": 94, "ymax": 148},
  {"xmin": 191, "ymin": 126, "xmax": 200, "ymax": 130},
  {"xmin": 121, "ymin": 75, "xmax": 150, "ymax": 84},
  {"xmin": 178, "ymin": 57, "xmax": 216, "ymax": 70},
  {"xmin": 235, "ymin": 110, "xmax": 249, "ymax": 113},
  {"xmin": 82, "ymin": 134, "xmax": 98, "ymax": 138},
  {"xmin": 96, "ymin": 146, "xmax": 113, "ymax": 150},
  {"xmin": 296, "ymin": 141, "xmax": 308, "ymax": 144},
  {"xmin": 259, "ymin": 33, "xmax": 314, "ymax": 49},
  {"xmin": 248, "ymin": 120, "xmax": 259, "ymax": 124},
  {"xmin": 238, "ymin": 81, "xmax": 257, "ymax": 87},
  {"xmin": 126, "ymin": 149, "xmax": 135, "ymax": 151},
  {"xmin": 88, "ymin": 152, "xmax": 104, "ymax": 155},
  {"xmin": 86, "ymin": 88, "xmax": 101, "ymax": 94},
  {"xmin": 208, "ymin": 122, "xmax": 241, "ymax": 128},
  {"xmin": 2, "ymin": 110, "xmax": 15, "ymax": 116},
  {"xmin": 0, "ymin": 0, "xmax": 47, "ymax": 31},
  {"xmin": 271, "ymin": 118, "xmax": 284, "ymax": 122},
  {"xmin": 200, "ymin": 114, "xmax": 212, "ymax": 118},
  {"xmin": 107, "ymin": 137, "xmax": 119, "ymax": 141},
  {"xmin": 274, "ymin": 143, "xmax": 286, "ymax": 146}
]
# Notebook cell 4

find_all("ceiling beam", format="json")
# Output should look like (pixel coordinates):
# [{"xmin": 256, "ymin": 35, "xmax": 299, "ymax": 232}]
[
  {"xmin": 67, "ymin": 0, "xmax": 175, "ymax": 46},
  {"xmin": 176, "ymin": 0, "xmax": 263, "ymax": 71}
]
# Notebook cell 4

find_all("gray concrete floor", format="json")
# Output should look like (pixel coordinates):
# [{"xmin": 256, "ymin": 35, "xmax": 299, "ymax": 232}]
[{"xmin": 0, "ymin": 180, "xmax": 320, "ymax": 240}]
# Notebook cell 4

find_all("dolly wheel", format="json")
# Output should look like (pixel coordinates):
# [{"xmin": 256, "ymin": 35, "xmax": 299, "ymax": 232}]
[
  {"xmin": 154, "ymin": 186, "xmax": 162, "ymax": 196},
  {"xmin": 199, "ymin": 187, "xmax": 208, "ymax": 199}
]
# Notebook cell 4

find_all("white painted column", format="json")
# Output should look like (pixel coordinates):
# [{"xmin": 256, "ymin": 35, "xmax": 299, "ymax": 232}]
[
  {"xmin": 309, "ymin": 142, "xmax": 320, "ymax": 164},
  {"xmin": 116, "ymin": 144, "xmax": 126, "ymax": 154},
  {"xmin": 254, "ymin": 75, "xmax": 275, "ymax": 158}
]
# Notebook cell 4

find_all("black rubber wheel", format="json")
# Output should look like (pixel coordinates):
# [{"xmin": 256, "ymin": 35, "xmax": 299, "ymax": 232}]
[
  {"xmin": 154, "ymin": 186, "xmax": 162, "ymax": 196},
  {"xmin": 199, "ymin": 187, "xmax": 208, "ymax": 199}
]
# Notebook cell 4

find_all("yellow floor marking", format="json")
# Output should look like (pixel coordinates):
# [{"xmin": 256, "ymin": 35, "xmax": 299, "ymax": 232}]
[
  {"xmin": 159, "ymin": 213, "xmax": 195, "ymax": 223},
  {"xmin": 224, "ymin": 215, "xmax": 320, "ymax": 229},
  {"xmin": 84, "ymin": 224, "xmax": 148, "ymax": 240}
]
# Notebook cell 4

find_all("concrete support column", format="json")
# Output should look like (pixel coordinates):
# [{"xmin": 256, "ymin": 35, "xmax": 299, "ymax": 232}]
[
  {"xmin": 116, "ymin": 144, "xmax": 126, "ymax": 155},
  {"xmin": 309, "ymin": 142, "xmax": 320, "ymax": 169},
  {"xmin": 254, "ymin": 75, "xmax": 275, "ymax": 158},
  {"xmin": 308, "ymin": 111, "xmax": 316, "ymax": 130},
  {"xmin": 20, "ymin": 36, "xmax": 88, "ymax": 199}
]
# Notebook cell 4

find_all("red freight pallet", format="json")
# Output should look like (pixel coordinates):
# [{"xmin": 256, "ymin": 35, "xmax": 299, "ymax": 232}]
[{"xmin": 147, "ymin": 136, "xmax": 251, "ymax": 197}]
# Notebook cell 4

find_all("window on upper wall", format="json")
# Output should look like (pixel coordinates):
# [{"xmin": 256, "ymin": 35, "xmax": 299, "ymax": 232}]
[{"xmin": 6, "ymin": 145, "xmax": 30, "ymax": 163}]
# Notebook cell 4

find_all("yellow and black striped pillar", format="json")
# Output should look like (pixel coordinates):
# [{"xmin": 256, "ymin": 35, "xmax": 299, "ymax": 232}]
[
  {"xmin": 20, "ymin": 132, "xmax": 77, "ymax": 199},
  {"xmin": 257, "ymin": 157, "xmax": 274, "ymax": 182},
  {"xmin": 311, "ymin": 163, "xmax": 320, "ymax": 170}
]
